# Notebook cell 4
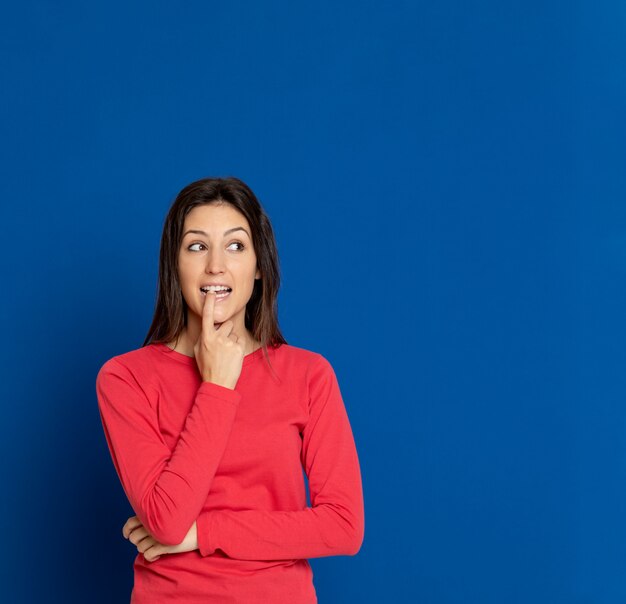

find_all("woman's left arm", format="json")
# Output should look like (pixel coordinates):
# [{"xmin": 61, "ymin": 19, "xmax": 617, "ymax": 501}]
[{"xmin": 195, "ymin": 354, "xmax": 365, "ymax": 561}]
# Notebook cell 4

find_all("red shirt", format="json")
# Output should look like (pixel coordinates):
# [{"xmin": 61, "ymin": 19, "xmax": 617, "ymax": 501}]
[{"xmin": 95, "ymin": 341, "xmax": 364, "ymax": 603}]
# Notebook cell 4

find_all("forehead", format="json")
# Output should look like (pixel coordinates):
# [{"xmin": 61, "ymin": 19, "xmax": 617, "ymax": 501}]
[{"xmin": 183, "ymin": 203, "xmax": 250, "ymax": 231}]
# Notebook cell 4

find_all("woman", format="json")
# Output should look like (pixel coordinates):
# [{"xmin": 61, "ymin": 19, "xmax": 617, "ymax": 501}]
[{"xmin": 95, "ymin": 176, "xmax": 365, "ymax": 603}]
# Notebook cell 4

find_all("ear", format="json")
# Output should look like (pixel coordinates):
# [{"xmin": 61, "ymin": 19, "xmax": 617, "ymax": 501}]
[{"xmin": 255, "ymin": 268, "xmax": 261, "ymax": 280}]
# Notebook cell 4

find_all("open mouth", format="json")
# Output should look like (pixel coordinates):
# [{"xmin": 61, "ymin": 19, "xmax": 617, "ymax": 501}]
[{"xmin": 200, "ymin": 287, "xmax": 232, "ymax": 301}]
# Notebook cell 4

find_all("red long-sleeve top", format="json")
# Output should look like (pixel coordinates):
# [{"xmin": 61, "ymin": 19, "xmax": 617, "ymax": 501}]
[{"xmin": 95, "ymin": 341, "xmax": 364, "ymax": 603}]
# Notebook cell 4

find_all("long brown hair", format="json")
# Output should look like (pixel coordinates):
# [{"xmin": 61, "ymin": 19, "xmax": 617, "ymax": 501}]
[{"xmin": 142, "ymin": 176, "xmax": 287, "ymax": 370}]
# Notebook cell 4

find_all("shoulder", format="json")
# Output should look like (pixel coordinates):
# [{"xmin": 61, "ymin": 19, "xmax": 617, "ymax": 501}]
[
  {"xmin": 96, "ymin": 344, "xmax": 160, "ymax": 390},
  {"xmin": 272, "ymin": 342, "xmax": 326, "ymax": 364},
  {"xmin": 273, "ymin": 343, "xmax": 335, "ymax": 380},
  {"xmin": 276, "ymin": 346, "xmax": 344, "ymax": 414}
]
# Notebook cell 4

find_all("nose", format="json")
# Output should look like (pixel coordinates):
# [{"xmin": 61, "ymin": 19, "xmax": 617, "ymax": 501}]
[{"xmin": 204, "ymin": 246, "xmax": 226, "ymax": 274}]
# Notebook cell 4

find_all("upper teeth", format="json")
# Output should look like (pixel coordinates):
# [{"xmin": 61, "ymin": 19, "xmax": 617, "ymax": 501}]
[{"xmin": 201, "ymin": 285, "xmax": 230, "ymax": 292}]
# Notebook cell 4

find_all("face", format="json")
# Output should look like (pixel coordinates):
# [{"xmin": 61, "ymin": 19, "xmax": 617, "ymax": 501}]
[{"xmin": 178, "ymin": 202, "xmax": 261, "ymax": 332}]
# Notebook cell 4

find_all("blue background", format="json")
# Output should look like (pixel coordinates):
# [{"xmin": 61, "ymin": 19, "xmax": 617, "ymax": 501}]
[{"xmin": 2, "ymin": 1, "xmax": 625, "ymax": 602}]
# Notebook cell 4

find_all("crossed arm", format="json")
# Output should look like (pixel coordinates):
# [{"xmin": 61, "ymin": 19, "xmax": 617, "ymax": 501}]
[{"xmin": 98, "ymin": 354, "xmax": 364, "ymax": 563}]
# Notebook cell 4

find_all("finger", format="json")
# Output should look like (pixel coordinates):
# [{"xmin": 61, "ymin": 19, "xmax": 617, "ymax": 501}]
[
  {"xmin": 143, "ymin": 550, "xmax": 162, "ymax": 562},
  {"xmin": 128, "ymin": 526, "xmax": 150, "ymax": 546},
  {"xmin": 202, "ymin": 290, "xmax": 216, "ymax": 333},
  {"xmin": 137, "ymin": 534, "xmax": 158, "ymax": 553},
  {"xmin": 142, "ymin": 541, "xmax": 163, "ymax": 562},
  {"xmin": 122, "ymin": 516, "xmax": 143, "ymax": 539},
  {"xmin": 126, "ymin": 523, "xmax": 145, "ymax": 541}
]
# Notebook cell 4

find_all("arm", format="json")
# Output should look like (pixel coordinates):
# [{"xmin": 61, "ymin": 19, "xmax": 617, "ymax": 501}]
[
  {"xmin": 96, "ymin": 358, "xmax": 240, "ymax": 546},
  {"xmin": 196, "ymin": 354, "xmax": 365, "ymax": 560}
]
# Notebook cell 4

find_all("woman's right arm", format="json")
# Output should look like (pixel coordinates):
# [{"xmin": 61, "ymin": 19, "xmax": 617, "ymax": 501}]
[{"xmin": 95, "ymin": 358, "xmax": 241, "ymax": 546}]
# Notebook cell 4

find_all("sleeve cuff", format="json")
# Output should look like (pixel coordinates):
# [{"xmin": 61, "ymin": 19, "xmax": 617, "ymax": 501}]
[
  {"xmin": 197, "ymin": 511, "xmax": 218, "ymax": 557},
  {"xmin": 197, "ymin": 381, "xmax": 242, "ymax": 405}
]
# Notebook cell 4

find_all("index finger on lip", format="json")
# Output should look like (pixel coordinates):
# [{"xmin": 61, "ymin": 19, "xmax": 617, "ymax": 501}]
[{"xmin": 203, "ymin": 289, "xmax": 215, "ymax": 330}]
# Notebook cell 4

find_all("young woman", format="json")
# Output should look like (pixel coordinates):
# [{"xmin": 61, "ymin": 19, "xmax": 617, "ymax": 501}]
[{"xmin": 95, "ymin": 176, "xmax": 364, "ymax": 603}]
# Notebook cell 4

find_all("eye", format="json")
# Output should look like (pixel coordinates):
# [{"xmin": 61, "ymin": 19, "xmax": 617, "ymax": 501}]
[{"xmin": 187, "ymin": 241, "xmax": 245, "ymax": 252}]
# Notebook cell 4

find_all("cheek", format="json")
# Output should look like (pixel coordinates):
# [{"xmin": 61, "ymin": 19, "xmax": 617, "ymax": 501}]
[
  {"xmin": 243, "ymin": 271, "xmax": 258, "ymax": 292},
  {"xmin": 178, "ymin": 255, "xmax": 199, "ymax": 282}
]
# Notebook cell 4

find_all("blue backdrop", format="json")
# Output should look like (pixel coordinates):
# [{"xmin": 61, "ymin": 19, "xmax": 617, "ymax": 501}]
[{"xmin": 2, "ymin": 1, "xmax": 625, "ymax": 602}]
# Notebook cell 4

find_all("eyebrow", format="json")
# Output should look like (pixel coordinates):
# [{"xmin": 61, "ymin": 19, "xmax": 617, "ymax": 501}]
[{"xmin": 183, "ymin": 227, "xmax": 251, "ymax": 239}]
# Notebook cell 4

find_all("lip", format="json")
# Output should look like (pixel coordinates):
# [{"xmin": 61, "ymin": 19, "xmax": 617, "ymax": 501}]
[{"xmin": 200, "ymin": 289, "xmax": 231, "ymax": 302}]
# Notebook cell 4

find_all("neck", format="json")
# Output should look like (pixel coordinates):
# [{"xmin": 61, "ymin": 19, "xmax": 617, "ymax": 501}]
[{"xmin": 177, "ymin": 317, "xmax": 258, "ymax": 357}]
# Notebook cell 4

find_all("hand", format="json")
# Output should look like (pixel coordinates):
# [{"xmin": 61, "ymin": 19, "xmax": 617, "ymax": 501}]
[
  {"xmin": 122, "ymin": 515, "xmax": 198, "ymax": 562},
  {"xmin": 193, "ymin": 290, "xmax": 245, "ymax": 389}
]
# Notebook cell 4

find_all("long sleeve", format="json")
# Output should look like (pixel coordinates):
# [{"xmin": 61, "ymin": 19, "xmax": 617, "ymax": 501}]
[
  {"xmin": 196, "ymin": 354, "xmax": 365, "ymax": 560},
  {"xmin": 96, "ymin": 358, "xmax": 241, "ymax": 546}
]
